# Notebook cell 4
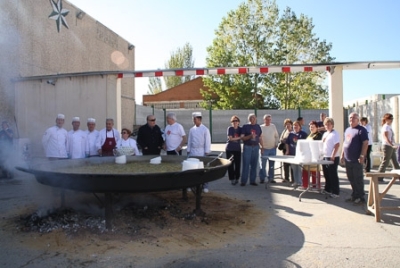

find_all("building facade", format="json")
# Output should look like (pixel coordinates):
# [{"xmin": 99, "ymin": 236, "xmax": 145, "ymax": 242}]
[
  {"xmin": 143, "ymin": 77, "xmax": 209, "ymax": 109},
  {"xmin": 0, "ymin": 0, "xmax": 136, "ymax": 156}
]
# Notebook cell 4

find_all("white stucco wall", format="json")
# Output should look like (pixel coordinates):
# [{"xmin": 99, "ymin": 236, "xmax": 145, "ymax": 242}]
[{"xmin": 1, "ymin": 0, "xmax": 136, "ymax": 156}]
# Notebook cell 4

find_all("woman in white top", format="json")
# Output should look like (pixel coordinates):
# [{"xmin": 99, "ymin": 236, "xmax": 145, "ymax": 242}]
[
  {"xmin": 116, "ymin": 128, "xmax": 140, "ymax": 156},
  {"xmin": 360, "ymin": 117, "xmax": 373, "ymax": 172},
  {"xmin": 377, "ymin": 113, "xmax": 400, "ymax": 181},
  {"xmin": 321, "ymin": 117, "xmax": 341, "ymax": 197}
]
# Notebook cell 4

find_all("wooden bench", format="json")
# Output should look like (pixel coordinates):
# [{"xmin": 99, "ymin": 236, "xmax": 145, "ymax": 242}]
[{"xmin": 365, "ymin": 172, "xmax": 400, "ymax": 222}]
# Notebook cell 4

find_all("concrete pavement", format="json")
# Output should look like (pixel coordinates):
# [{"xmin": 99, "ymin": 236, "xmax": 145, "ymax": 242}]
[{"xmin": 0, "ymin": 144, "xmax": 399, "ymax": 267}]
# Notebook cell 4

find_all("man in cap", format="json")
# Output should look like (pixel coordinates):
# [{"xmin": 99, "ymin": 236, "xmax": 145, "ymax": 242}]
[
  {"xmin": 42, "ymin": 114, "xmax": 68, "ymax": 159},
  {"xmin": 137, "ymin": 115, "xmax": 164, "ymax": 155},
  {"xmin": 187, "ymin": 112, "xmax": 211, "ymax": 192},
  {"xmin": 86, "ymin": 118, "xmax": 99, "ymax": 157},
  {"xmin": 0, "ymin": 121, "xmax": 14, "ymax": 178},
  {"xmin": 67, "ymin": 117, "xmax": 88, "ymax": 159},
  {"xmin": 163, "ymin": 112, "xmax": 187, "ymax": 155},
  {"xmin": 96, "ymin": 118, "xmax": 120, "ymax": 156}
]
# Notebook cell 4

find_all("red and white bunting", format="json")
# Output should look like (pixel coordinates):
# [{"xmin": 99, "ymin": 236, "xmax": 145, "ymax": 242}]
[{"xmin": 117, "ymin": 65, "xmax": 335, "ymax": 78}]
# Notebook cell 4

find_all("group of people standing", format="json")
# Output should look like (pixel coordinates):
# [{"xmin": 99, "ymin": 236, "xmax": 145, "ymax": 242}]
[
  {"xmin": 42, "ymin": 114, "xmax": 135, "ymax": 159},
  {"xmin": 225, "ymin": 113, "xmax": 280, "ymax": 187},
  {"xmin": 225, "ymin": 111, "xmax": 400, "ymax": 205},
  {"xmin": 224, "ymin": 112, "xmax": 343, "ymax": 201}
]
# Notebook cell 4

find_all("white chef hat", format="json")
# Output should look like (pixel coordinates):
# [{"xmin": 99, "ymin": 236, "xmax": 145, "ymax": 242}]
[
  {"xmin": 72, "ymin": 117, "xmax": 80, "ymax": 122},
  {"xmin": 57, "ymin": 114, "xmax": 65, "ymax": 119},
  {"xmin": 87, "ymin": 118, "xmax": 96, "ymax": 123},
  {"xmin": 192, "ymin": 112, "xmax": 202, "ymax": 118}
]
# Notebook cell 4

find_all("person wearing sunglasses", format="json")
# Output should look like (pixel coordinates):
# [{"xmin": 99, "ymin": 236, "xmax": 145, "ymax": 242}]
[
  {"xmin": 116, "ymin": 128, "xmax": 140, "ymax": 156},
  {"xmin": 225, "ymin": 115, "xmax": 242, "ymax": 185},
  {"xmin": 137, "ymin": 115, "xmax": 164, "ymax": 155}
]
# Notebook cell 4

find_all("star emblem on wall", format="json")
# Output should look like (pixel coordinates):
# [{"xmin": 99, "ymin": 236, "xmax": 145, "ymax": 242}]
[{"xmin": 48, "ymin": 0, "xmax": 69, "ymax": 32}]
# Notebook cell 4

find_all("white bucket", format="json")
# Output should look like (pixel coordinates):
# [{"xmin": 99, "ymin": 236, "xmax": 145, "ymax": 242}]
[
  {"xmin": 115, "ymin": 155, "xmax": 127, "ymax": 164},
  {"xmin": 198, "ymin": 161, "xmax": 204, "ymax": 169},
  {"xmin": 187, "ymin": 157, "xmax": 204, "ymax": 168},
  {"xmin": 182, "ymin": 160, "xmax": 199, "ymax": 171},
  {"xmin": 150, "ymin": 156, "xmax": 162, "ymax": 164}
]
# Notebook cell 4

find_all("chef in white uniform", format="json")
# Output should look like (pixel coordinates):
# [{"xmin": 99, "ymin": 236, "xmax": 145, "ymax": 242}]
[
  {"xmin": 42, "ymin": 114, "xmax": 68, "ymax": 159},
  {"xmin": 187, "ymin": 112, "xmax": 212, "ymax": 192},
  {"xmin": 85, "ymin": 118, "xmax": 99, "ymax": 157},
  {"xmin": 67, "ymin": 117, "xmax": 88, "ymax": 159}
]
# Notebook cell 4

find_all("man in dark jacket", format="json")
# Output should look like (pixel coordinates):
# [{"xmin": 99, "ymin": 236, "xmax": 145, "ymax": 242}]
[{"xmin": 137, "ymin": 115, "xmax": 164, "ymax": 155}]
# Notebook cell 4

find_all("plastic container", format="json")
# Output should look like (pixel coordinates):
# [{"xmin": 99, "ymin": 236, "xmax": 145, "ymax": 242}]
[
  {"xmin": 187, "ymin": 158, "xmax": 204, "ymax": 168},
  {"xmin": 182, "ymin": 160, "xmax": 199, "ymax": 171},
  {"xmin": 115, "ymin": 155, "xmax": 127, "ymax": 164},
  {"xmin": 150, "ymin": 156, "xmax": 162, "ymax": 164}
]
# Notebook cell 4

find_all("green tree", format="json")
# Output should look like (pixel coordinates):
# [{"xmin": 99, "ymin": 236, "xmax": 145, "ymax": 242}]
[
  {"xmin": 164, "ymin": 42, "xmax": 195, "ymax": 89},
  {"xmin": 147, "ymin": 77, "xmax": 162, "ymax": 94},
  {"xmin": 202, "ymin": 0, "xmax": 334, "ymax": 109}
]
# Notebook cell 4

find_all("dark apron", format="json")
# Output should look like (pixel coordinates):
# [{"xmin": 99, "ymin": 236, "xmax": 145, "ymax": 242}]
[{"xmin": 101, "ymin": 130, "xmax": 117, "ymax": 156}]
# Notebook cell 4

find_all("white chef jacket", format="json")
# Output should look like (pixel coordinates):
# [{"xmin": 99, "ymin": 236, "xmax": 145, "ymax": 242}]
[
  {"xmin": 187, "ymin": 124, "xmax": 211, "ymax": 157},
  {"xmin": 67, "ymin": 129, "xmax": 88, "ymax": 159},
  {"xmin": 164, "ymin": 122, "xmax": 186, "ymax": 151},
  {"xmin": 117, "ymin": 138, "xmax": 140, "ymax": 156},
  {"xmin": 96, "ymin": 128, "xmax": 120, "ymax": 150},
  {"xmin": 86, "ymin": 129, "xmax": 100, "ymax": 156},
  {"xmin": 42, "ymin": 126, "xmax": 68, "ymax": 158}
]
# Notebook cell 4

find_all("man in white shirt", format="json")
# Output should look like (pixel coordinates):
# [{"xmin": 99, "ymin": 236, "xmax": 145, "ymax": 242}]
[
  {"xmin": 259, "ymin": 114, "xmax": 279, "ymax": 184},
  {"xmin": 86, "ymin": 118, "xmax": 99, "ymax": 157},
  {"xmin": 187, "ymin": 112, "xmax": 211, "ymax": 192},
  {"xmin": 96, "ymin": 118, "xmax": 120, "ymax": 156},
  {"xmin": 42, "ymin": 114, "xmax": 68, "ymax": 159},
  {"xmin": 67, "ymin": 117, "xmax": 88, "ymax": 159},
  {"xmin": 163, "ymin": 112, "xmax": 187, "ymax": 155}
]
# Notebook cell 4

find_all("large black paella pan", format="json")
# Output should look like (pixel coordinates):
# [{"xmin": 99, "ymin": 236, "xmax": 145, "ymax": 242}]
[{"xmin": 18, "ymin": 155, "xmax": 231, "ymax": 193}]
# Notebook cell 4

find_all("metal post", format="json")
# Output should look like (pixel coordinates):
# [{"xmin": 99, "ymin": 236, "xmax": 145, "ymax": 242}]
[
  {"xmin": 151, "ymin": 105, "xmax": 154, "ymax": 115},
  {"xmin": 193, "ymin": 184, "xmax": 205, "ymax": 216},
  {"xmin": 209, "ymin": 103, "xmax": 213, "ymax": 143},
  {"xmin": 163, "ymin": 108, "xmax": 166, "ymax": 128},
  {"xmin": 104, "ymin": 193, "xmax": 113, "ymax": 230},
  {"xmin": 60, "ymin": 189, "xmax": 65, "ymax": 208}
]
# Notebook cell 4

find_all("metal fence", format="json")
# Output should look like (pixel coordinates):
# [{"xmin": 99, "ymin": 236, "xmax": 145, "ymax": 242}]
[{"xmin": 134, "ymin": 105, "xmax": 328, "ymax": 143}]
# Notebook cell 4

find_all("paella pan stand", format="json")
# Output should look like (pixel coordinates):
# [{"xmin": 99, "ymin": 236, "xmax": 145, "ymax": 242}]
[{"xmin": 17, "ymin": 156, "xmax": 231, "ymax": 229}]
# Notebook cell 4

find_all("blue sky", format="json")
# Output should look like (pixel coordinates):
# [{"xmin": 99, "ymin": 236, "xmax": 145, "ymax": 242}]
[{"xmin": 68, "ymin": 0, "xmax": 400, "ymax": 105}]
